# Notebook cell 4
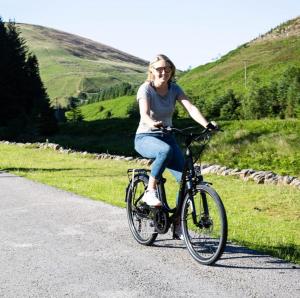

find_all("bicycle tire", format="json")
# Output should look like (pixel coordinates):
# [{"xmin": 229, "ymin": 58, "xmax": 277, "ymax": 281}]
[
  {"xmin": 181, "ymin": 184, "xmax": 227, "ymax": 265},
  {"xmin": 126, "ymin": 174, "xmax": 157, "ymax": 245}
]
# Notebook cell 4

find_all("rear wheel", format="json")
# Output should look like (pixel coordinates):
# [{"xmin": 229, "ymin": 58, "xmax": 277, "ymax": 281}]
[
  {"xmin": 181, "ymin": 184, "xmax": 227, "ymax": 265},
  {"xmin": 126, "ymin": 174, "xmax": 157, "ymax": 245}
]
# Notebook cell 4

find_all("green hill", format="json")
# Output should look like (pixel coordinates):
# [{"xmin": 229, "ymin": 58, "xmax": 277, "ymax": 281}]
[
  {"xmin": 17, "ymin": 23, "xmax": 148, "ymax": 105},
  {"xmin": 17, "ymin": 17, "xmax": 300, "ymax": 114},
  {"xmin": 178, "ymin": 16, "xmax": 300, "ymax": 104},
  {"xmin": 49, "ymin": 94, "xmax": 300, "ymax": 177},
  {"xmin": 79, "ymin": 95, "xmax": 135, "ymax": 120}
]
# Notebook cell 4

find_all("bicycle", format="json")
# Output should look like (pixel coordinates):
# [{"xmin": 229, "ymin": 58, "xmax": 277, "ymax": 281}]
[{"xmin": 125, "ymin": 126, "xmax": 228, "ymax": 265}]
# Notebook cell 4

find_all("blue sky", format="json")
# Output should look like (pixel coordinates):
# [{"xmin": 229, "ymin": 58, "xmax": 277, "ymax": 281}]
[{"xmin": 1, "ymin": 0, "xmax": 300, "ymax": 70}]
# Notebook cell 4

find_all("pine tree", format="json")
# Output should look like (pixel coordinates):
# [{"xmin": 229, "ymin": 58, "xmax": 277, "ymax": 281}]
[
  {"xmin": 0, "ymin": 19, "xmax": 28, "ymax": 136},
  {"xmin": 25, "ymin": 54, "xmax": 58, "ymax": 134},
  {"xmin": 65, "ymin": 96, "xmax": 84, "ymax": 122},
  {"xmin": 0, "ymin": 19, "xmax": 57, "ymax": 139}
]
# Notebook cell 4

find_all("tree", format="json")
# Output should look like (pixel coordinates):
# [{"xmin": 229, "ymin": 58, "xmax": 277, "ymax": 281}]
[
  {"xmin": 126, "ymin": 100, "xmax": 139, "ymax": 119},
  {"xmin": 205, "ymin": 90, "xmax": 240, "ymax": 120},
  {"xmin": 219, "ymin": 90, "xmax": 241, "ymax": 120},
  {"xmin": 27, "ymin": 54, "xmax": 58, "ymax": 133},
  {"xmin": 65, "ymin": 96, "xmax": 84, "ymax": 122},
  {"xmin": 241, "ymin": 77, "xmax": 274, "ymax": 119},
  {"xmin": 286, "ymin": 77, "xmax": 300, "ymax": 118},
  {"xmin": 277, "ymin": 66, "xmax": 300, "ymax": 118},
  {"xmin": 0, "ymin": 19, "xmax": 57, "ymax": 138}
]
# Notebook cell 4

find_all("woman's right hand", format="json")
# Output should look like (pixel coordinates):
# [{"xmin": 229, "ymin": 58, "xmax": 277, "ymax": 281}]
[{"xmin": 153, "ymin": 121, "xmax": 163, "ymax": 128}]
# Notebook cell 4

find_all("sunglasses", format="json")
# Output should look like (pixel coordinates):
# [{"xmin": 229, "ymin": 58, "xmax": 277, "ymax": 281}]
[{"xmin": 152, "ymin": 66, "xmax": 172, "ymax": 73}]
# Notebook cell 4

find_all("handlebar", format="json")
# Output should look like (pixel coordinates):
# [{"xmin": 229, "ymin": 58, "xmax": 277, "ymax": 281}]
[
  {"xmin": 151, "ymin": 124, "xmax": 221, "ymax": 141},
  {"xmin": 151, "ymin": 125, "xmax": 221, "ymax": 161}
]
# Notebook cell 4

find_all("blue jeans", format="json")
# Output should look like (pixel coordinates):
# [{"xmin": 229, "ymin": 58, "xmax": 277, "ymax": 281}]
[{"xmin": 134, "ymin": 133, "xmax": 184, "ymax": 182}]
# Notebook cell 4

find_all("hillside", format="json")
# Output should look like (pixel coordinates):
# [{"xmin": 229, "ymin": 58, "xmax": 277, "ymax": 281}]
[
  {"xmin": 17, "ymin": 23, "xmax": 148, "ymax": 105},
  {"xmin": 44, "ymin": 92, "xmax": 300, "ymax": 177},
  {"xmin": 178, "ymin": 16, "xmax": 300, "ymax": 102},
  {"xmin": 79, "ymin": 95, "xmax": 135, "ymax": 121}
]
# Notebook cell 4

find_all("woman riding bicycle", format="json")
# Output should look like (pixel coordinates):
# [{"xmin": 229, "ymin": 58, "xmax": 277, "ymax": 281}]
[{"xmin": 134, "ymin": 54, "xmax": 216, "ymax": 213}]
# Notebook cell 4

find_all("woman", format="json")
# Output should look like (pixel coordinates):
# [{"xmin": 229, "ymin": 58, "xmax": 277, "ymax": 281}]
[{"xmin": 135, "ymin": 54, "xmax": 215, "ymax": 209}]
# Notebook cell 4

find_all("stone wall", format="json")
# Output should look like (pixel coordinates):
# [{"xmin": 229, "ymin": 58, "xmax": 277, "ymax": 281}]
[
  {"xmin": 1, "ymin": 140, "xmax": 300, "ymax": 190},
  {"xmin": 200, "ymin": 164, "xmax": 300, "ymax": 189}
]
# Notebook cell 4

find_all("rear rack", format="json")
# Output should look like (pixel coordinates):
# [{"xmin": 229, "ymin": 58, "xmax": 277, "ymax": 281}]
[
  {"xmin": 127, "ymin": 168, "xmax": 150, "ymax": 174},
  {"xmin": 127, "ymin": 168, "xmax": 150, "ymax": 187}
]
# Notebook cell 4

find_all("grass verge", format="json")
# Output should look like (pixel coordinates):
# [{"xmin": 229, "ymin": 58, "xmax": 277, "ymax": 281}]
[{"xmin": 0, "ymin": 143, "xmax": 299, "ymax": 264}]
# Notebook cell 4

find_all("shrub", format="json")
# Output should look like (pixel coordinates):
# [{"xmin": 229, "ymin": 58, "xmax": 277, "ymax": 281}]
[{"xmin": 126, "ymin": 101, "xmax": 139, "ymax": 119}]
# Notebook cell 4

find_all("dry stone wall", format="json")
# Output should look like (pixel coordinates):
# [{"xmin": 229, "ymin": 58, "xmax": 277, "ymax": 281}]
[{"xmin": 1, "ymin": 140, "xmax": 300, "ymax": 190}]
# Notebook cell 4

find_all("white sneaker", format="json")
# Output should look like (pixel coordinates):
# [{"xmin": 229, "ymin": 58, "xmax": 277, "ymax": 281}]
[{"xmin": 142, "ymin": 190, "xmax": 162, "ymax": 207}]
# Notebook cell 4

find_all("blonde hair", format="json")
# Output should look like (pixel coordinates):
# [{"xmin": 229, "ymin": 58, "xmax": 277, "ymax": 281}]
[{"xmin": 146, "ymin": 54, "xmax": 176, "ymax": 83}]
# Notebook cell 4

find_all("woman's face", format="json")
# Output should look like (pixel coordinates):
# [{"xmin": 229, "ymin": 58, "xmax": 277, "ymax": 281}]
[{"xmin": 151, "ymin": 60, "xmax": 172, "ymax": 85}]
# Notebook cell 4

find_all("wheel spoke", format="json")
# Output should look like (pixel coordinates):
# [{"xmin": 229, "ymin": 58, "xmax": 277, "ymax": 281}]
[
  {"xmin": 182, "ymin": 185, "xmax": 227, "ymax": 265},
  {"xmin": 126, "ymin": 175, "xmax": 157, "ymax": 245}
]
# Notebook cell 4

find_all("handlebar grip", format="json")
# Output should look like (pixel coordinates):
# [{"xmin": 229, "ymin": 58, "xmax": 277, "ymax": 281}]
[{"xmin": 151, "ymin": 128, "xmax": 164, "ymax": 132}]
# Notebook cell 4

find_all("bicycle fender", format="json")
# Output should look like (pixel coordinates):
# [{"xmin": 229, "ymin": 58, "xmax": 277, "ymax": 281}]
[{"xmin": 125, "ymin": 182, "xmax": 131, "ymax": 202}]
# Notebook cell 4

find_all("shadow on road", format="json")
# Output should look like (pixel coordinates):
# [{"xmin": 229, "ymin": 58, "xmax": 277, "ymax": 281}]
[
  {"xmin": 216, "ymin": 243, "xmax": 299, "ymax": 270},
  {"xmin": 152, "ymin": 238, "xmax": 299, "ymax": 270},
  {"xmin": 153, "ymin": 238, "xmax": 186, "ymax": 250}
]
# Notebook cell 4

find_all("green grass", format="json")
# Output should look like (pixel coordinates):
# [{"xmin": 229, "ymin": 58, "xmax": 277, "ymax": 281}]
[
  {"xmin": 0, "ymin": 143, "xmax": 299, "ymax": 263},
  {"xmin": 52, "ymin": 112, "xmax": 300, "ymax": 177},
  {"xmin": 204, "ymin": 119, "xmax": 300, "ymax": 176},
  {"xmin": 0, "ymin": 143, "xmax": 128, "ymax": 207},
  {"xmin": 80, "ymin": 95, "xmax": 135, "ymax": 120}
]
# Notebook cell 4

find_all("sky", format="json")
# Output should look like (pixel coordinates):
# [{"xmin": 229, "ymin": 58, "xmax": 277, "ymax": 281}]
[{"xmin": 1, "ymin": 0, "xmax": 300, "ymax": 70}]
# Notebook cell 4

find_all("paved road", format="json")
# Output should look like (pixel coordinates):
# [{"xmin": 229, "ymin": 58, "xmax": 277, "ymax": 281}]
[{"xmin": 0, "ymin": 172, "xmax": 299, "ymax": 297}]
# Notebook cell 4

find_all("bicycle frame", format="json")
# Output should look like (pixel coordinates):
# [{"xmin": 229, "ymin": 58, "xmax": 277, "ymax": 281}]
[
  {"xmin": 126, "ymin": 126, "xmax": 227, "ymax": 265},
  {"xmin": 156, "ymin": 132, "xmax": 207, "ymax": 226},
  {"xmin": 126, "ymin": 127, "xmax": 213, "ymax": 229}
]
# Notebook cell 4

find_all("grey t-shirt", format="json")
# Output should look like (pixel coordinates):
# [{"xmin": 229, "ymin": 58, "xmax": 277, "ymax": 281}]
[{"xmin": 136, "ymin": 81, "xmax": 185, "ymax": 134}]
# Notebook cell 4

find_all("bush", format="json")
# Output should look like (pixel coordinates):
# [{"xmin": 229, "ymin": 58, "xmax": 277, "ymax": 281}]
[
  {"xmin": 105, "ymin": 110, "xmax": 112, "ymax": 118},
  {"xmin": 65, "ymin": 96, "xmax": 84, "ymax": 122},
  {"xmin": 126, "ymin": 101, "xmax": 139, "ymax": 119}
]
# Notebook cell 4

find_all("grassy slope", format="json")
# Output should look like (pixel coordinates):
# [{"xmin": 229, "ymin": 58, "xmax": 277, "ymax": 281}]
[
  {"xmin": 178, "ymin": 17, "xmax": 300, "ymax": 100},
  {"xmin": 206, "ymin": 119, "xmax": 300, "ymax": 176},
  {"xmin": 80, "ymin": 95, "xmax": 135, "ymax": 120},
  {"xmin": 78, "ymin": 97, "xmax": 300, "ymax": 176},
  {"xmin": 17, "ymin": 24, "xmax": 147, "ymax": 103},
  {"xmin": 0, "ymin": 143, "xmax": 299, "ymax": 263},
  {"xmin": 50, "ymin": 93, "xmax": 300, "ymax": 177}
]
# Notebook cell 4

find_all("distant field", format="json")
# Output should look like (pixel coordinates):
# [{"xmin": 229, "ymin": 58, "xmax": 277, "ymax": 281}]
[
  {"xmin": 18, "ymin": 23, "xmax": 147, "ymax": 104},
  {"xmin": 80, "ymin": 95, "xmax": 135, "ymax": 120}
]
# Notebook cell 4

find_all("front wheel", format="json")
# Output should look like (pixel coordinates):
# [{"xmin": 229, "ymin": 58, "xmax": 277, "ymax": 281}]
[
  {"xmin": 181, "ymin": 184, "xmax": 227, "ymax": 265},
  {"xmin": 126, "ymin": 174, "xmax": 157, "ymax": 245}
]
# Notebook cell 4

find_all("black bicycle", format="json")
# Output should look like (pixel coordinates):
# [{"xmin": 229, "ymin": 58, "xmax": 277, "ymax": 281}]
[{"xmin": 125, "ymin": 126, "xmax": 227, "ymax": 265}]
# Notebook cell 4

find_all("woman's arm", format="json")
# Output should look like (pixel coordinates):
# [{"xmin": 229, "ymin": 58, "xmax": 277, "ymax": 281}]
[{"xmin": 178, "ymin": 97, "xmax": 209, "ymax": 128}]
